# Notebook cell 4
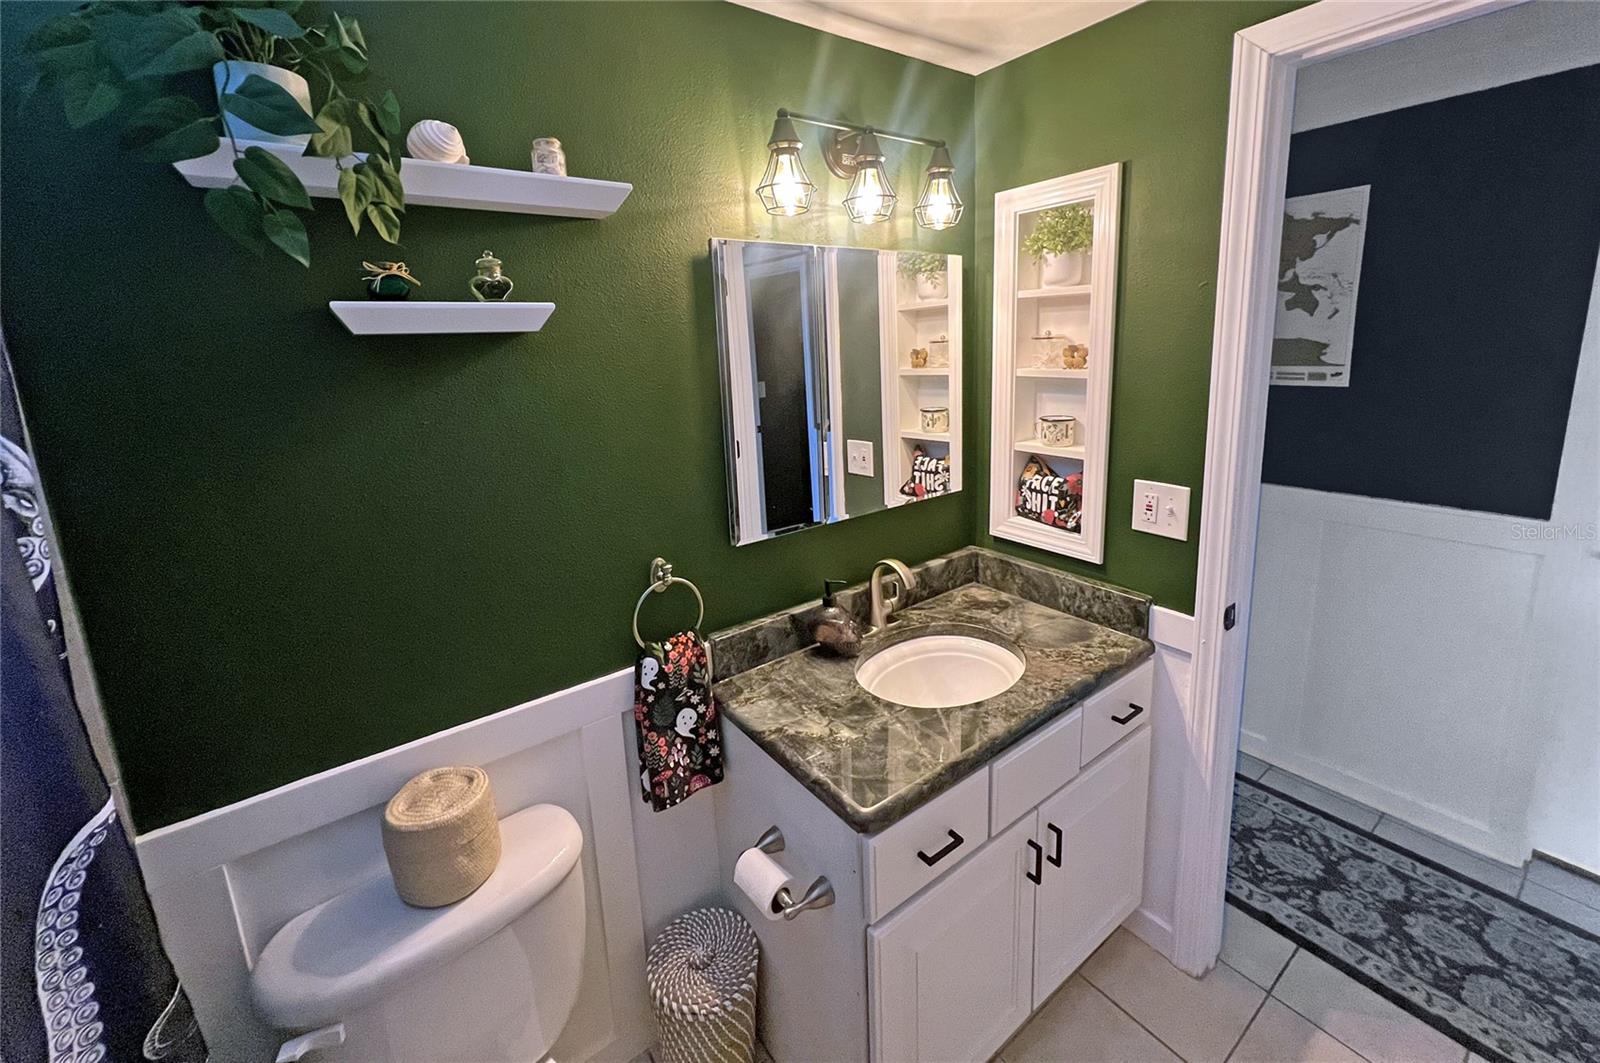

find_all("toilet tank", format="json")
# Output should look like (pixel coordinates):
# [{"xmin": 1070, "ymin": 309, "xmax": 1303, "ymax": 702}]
[{"xmin": 251, "ymin": 804, "xmax": 586, "ymax": 1062}]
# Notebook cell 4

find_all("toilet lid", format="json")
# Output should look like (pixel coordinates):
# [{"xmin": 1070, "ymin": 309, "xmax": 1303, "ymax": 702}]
[{"xmin": 251, "ymin": 803, "xmax": 583, "ymax": 1030}]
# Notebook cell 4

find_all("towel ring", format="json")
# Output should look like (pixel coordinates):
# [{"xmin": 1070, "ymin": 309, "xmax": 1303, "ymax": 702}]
[{"xmin": 632, "ymin": 557, "xmax": 705, "ymax": 649}]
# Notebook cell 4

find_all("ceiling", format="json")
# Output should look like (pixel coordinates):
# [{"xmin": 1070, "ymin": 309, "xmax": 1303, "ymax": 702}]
[{"xmin": 729, "ymin": 0, "xmax": 1143, "ymax": 75}]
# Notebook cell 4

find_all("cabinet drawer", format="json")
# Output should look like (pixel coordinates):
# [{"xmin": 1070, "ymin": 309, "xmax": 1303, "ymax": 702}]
[
  {"xmin": 1080, "ymin": 660, "xmax": 1154, "ymax": 766},
  {"xmin": 863, "ymin": 770, "xmax": 990, "ymax": 921},
  {"xmin": 989, "ymin": 708, "xmax": 1081, "ymax": 833}
]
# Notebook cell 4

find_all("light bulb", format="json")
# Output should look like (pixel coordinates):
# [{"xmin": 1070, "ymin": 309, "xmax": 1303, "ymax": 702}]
[
  {"xmin": 756, "ymin": 113, "xmax": 815, "ymax": 217},
  {"xmin": 915, "ymin": 145, "xmax": 963, "ymax": 230},
  {"xmin": 843, "ymin": 131, "xmax": 896, "ymax": 225}
]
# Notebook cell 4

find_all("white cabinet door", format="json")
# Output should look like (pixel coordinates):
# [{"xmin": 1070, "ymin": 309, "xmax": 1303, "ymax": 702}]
[
  {"xmin": 1031, "ymin": 726, "xmax": 1151, "ymax": 1006},
  {"xmin": 869, "ymin": 814, "xmax": 1038, "ymax": 1063}
]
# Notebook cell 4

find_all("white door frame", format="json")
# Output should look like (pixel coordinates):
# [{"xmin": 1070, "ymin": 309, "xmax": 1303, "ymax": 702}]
[{"xmin": 1171, "ymin": 0, "xmax": 1524, "ymax": 975}]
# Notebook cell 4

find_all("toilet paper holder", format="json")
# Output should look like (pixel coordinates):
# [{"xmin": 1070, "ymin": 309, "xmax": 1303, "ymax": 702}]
[{"xmin": 753, "ymin": 827, "xmax": 835, "ymax": 920}]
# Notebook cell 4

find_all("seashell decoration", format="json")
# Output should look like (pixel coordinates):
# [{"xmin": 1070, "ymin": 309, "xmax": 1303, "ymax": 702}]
[{"xmin": 405, "ymin": 119, "xmax": 469, "ymax": 165}]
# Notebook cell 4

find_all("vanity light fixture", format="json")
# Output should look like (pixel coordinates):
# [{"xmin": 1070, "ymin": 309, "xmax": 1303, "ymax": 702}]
[
  {"xmin": 760, "ymin": 109, "xmax": 959, "ymax": 229},
  {"xmin": 915, "ymin": 144, "xmax": 964, "ymax": 230},
  {"xmin": 756, "ymin": 112, "xmax": 816, "ymax": 216}
]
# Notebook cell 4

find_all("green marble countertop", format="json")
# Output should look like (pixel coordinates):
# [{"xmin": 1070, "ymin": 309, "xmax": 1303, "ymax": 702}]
[{"xmin": 714, "ymin": 581, "xmax": 1153, "ymax": 833}]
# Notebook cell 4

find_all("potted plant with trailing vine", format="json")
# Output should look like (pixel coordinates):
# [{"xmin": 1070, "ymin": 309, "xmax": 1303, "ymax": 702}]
[
  {"xmin": 23, "ymin": 0, "xmax": 405, "ymax": 266},
  {"xmin": 1022, "ymin": 203, "xmax": 1094, "ymax": 287},
  {"xmin": 898, "ymin": 251, "xmax": 948, "ymax": 301}
]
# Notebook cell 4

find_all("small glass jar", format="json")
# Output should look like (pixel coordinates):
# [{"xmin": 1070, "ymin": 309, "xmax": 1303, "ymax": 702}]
[
  {"xmin": 531, "ymin": 137, "xmax": 567, "ymax": 176},
  {"xmin": 469, "ymin": 251, "xmax": 514, "ymax": 301},
  {"xmin": 1038, "ymin": 415, "xmax": 1077, "ymax": 447},
  {"xmin": 920, "ymin": 407, "xmax": 950, "ymax": 433}
]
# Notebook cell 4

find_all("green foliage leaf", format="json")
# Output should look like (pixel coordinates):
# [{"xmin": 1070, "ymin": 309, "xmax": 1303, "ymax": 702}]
[
  {"xmin": 337, "ymin": 166, "xmax": 368, "ymax": 234},
  {"xmin": 221, "ymin": 73, "xmax": 320, "ymax": 136},
  {"xmin": 325, "ymin": 12, "xmax": 368, "ymax": 74},
  {"xmin": 24, "ymin": 16, "xmax": 93, "ymax": 57},
  {"xmin": 231, "ymin": 7, "xmax": 306, "ymax": 39},
  {"xmin": 204, "ymin": 186, "xmax": 268, "ymax": 255},
  {"xmin": 306, "ymin": 96, "xmax": 358, "ymax": 158},
  {"xmin": 120, "ymin": 96, "xmax": 219, "ymax": 162},
  {"xmin": 235, "ymin": 146, "xmax": 312, "ymax": 208},
  {"xmin": 362, "ymin": 155, "xmax": 403, "ymax": 210},
  {"xmin": 263, "ymin": 210, "xmax": 310, "ymax": 266},
  {"xmin": 98, "ymin": 9, "xmax": 222, "ymax": 79},
  {"xmin": 60, "ymin": 71, "xmax": 121, "ymax": 128},
  {"xmin": 365, "ymin": 202, "xmax": 401, "ymax": 244},
  {"xmin": 375, "ymin": 90, "xmax": 401, "ymax": 140}
]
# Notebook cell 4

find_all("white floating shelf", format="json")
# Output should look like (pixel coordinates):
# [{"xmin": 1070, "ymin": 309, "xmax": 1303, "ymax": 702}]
[
  {"xmin": 897, "ymin": 298, "xmax": 949, "ymax": 312},
  {"xmin": 176, "ymin": 140, "xmax": 632, "ymax": 218},
  {"xmin": 329, "ymin": 301, "xmax": 555, "ymax": 336},
  {"xmin": 901, "ymin": 429, "xmax": 951, "ymax": 443},
  {"xmin": 899, "ymin": 366, "xmax": 951, "ymax": 376},
  {"xmin": 1016, "ymin": 367, "xmax": 1090, "ymax": 379},
  {"xmin": 1017, "ymin": 285, "xmax": 1091, "ymax": 300},
  {"xmin": 1015, "ymin": 439, "xmax": 1086, "ymax": 461}
]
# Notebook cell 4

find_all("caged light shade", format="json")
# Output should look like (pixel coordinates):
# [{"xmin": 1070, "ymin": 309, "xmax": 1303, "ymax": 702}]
[
  {"xmin": 842, "ymin": 130, "xmax": 896, "ymax": 225},
  {"xmin": 756, "ymin": 113, "xmax": 815, "ymax": 217},
  {"xmin": 915, "ymin": 144, "xmax": 963, "ymax": 230}
]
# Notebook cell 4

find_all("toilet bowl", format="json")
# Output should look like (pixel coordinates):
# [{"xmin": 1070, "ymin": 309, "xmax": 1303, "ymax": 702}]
[{"xmin": 251, "ymin": 803, "xmax": 586, "ymax": 1062}]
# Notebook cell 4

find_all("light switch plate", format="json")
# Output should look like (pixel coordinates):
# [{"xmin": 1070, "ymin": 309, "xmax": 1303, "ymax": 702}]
[
  {"xmin": 847, "ymin": 439, "xmax": 875, "ymax": 476},
  {"xmin": 1132, "ymin": 479, "xmax": 1190, "ymax": 540}
]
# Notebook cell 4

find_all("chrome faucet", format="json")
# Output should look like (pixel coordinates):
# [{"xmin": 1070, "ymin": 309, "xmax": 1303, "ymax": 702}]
[{"xmin": 869, "ymin": 558, "xmax": 918, "ymax": 632}]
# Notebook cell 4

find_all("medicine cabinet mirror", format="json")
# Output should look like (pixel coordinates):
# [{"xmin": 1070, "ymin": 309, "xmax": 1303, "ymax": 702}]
[{"xmin": 712, "ymin": 239, "xmax": 962, "ymax": 546}]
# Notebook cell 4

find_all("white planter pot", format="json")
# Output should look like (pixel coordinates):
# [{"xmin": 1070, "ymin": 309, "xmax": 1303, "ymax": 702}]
[
  {"xmin": 1041, "ymin": 250, "xmax": 1089, "ymax": 288},
  {"xmin": 915, "ymin": 273, "xmax": 948, "ymax": 301},
  {"xmin": 213, "ymin": 61, "xmax": 313, "ymax": 146}
]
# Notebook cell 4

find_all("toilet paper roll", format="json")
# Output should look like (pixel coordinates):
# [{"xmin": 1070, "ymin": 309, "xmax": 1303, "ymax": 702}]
[{"xmin": 733, "ymin": 847, "xmax": 794, "ymax": 922}]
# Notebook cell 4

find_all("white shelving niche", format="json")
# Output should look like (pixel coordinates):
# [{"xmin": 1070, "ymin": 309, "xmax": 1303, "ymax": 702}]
[
  {"xmin": 879, "ymin": 254, "xmax": 963, "ymax": 509},
  {"xmin": 989, "ymin": 164, "xmax": 1121, "ymax": 562}
]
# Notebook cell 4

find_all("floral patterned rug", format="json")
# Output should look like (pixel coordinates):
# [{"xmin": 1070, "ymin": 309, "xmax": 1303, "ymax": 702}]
[{"xmin": 1228, "ymin": 776, "xmax": 1600, "ymax": 1063}]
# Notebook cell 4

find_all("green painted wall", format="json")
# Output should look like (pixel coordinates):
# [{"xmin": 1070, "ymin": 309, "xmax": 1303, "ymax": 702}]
[
  {"xmin": 973, "ymin": 1, "xmax": 1304, "ymax": 613},
  {"xmin": 0, "ymin": 1, "xmax": 975, "ymax": 829}
]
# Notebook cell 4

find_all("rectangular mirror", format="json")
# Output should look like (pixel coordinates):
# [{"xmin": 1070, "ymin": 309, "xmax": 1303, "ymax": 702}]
[{"xmin": 711, "ymin": 239, "xmax": 962, "ymax": 545}]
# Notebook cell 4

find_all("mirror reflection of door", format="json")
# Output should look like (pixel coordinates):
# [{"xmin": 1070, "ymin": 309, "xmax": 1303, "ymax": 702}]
[{"xmin": 746, "ymin": 249, "xmax": 821, "ymax": 534}]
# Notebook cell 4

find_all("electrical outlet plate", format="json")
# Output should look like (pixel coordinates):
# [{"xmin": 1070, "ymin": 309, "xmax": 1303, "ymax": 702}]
[
  {"xmin": 847, "ymin": 439, "xmax": 874, "ymax": 476},
  {"xmin": 1131, "ymin": 479, "xmax": 1190, "ymax": 540}
]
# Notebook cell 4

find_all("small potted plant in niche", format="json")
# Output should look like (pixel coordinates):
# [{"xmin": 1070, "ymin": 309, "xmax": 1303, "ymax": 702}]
[
  {"xmin": 898, "ymin": 252, "xmax": 949, "ymax": 301},
  {"xmin": 1023, "ymin": 203, "xmax": 1094, "ymax": 287},
  {"xmin": 23, "ymin": 1, "xmax": 405, "ymax": 267}
]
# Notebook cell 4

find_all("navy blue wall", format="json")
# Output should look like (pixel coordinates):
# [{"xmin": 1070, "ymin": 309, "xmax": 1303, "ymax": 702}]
[{"xmin": 1263, "ymin": 65, "xmax": 1600, "ymax": 519}]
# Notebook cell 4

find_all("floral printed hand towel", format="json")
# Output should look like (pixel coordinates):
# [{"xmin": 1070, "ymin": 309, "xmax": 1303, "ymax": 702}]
[{"xmin": 634, "ymin": 631, "xmax": 724, "ymax": 811}]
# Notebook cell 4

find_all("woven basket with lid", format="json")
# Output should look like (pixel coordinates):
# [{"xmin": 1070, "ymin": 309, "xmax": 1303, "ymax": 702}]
[
  {"xmin": 647, "ymin": 907, "xmax": 760, "ymax": 1063},
  {"xmin": 382, "ymin": 766, "xmax": 501, "ymax": 908}
]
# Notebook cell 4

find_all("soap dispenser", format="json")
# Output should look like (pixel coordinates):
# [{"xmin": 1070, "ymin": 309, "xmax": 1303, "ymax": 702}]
[{"xmin": 813, "ymin": 579, "xmax": 863, "ymax": 658}]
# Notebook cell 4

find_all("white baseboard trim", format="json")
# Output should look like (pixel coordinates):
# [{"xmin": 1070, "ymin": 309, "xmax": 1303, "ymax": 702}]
[{"xmin": 1125, "ymin": 906, "xmax": 1174, "ymax": 958}]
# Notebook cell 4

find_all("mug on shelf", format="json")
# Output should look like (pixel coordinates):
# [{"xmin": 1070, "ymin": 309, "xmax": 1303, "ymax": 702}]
[
  {"xmin": 921, "ymin": 407, "xmax": 951, "ymax": 433},
  {"xmin": 1037, "ymin": 415, "xmax": 1077, "ymax": 447}
]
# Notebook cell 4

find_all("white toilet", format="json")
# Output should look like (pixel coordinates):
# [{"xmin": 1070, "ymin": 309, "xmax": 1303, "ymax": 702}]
[{"xmin": 251, "ymin": 803, "xmax": 587, "ymax": 1062}]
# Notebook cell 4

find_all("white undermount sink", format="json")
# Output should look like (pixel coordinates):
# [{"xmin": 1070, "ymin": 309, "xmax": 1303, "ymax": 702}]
[{"xmin": 855, "ymin": 633, "xmax": 1025, "ymax": 708}]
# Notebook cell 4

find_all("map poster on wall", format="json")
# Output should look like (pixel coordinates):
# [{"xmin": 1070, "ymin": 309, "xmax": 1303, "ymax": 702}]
[{"xmin": 1273, "ymin": 184, "xmax": 1370, "ymax": 386}]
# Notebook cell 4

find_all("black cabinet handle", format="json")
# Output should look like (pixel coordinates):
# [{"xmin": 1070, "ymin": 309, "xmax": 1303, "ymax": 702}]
[
  {"xmin": 1025, "ymin": 839, "xmax": 1043, "ymax": 884},
  {"xmin": 1112, "ymin": 703, "xmax": 1145, "ymax": 725},
  {"xmin": 1047, "ymin": 823, "xmax": 1063, "ymax": 867},
  {"xmin": 917, "ymin": 829, "xmax": 964, "ymax": 867}
]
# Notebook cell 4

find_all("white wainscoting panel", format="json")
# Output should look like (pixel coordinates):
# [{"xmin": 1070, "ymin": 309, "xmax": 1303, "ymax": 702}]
[
  {"xmin": 136, "ymin": 669, "xmax": 660, "ymax": 1063},
  {"xmin": 1123, "ymin": 606, "xmax": 1194, "ymax": 961},
  {"xmin": 1241, "ymin": 485, "xmax": 1561, "ymax": 865}
]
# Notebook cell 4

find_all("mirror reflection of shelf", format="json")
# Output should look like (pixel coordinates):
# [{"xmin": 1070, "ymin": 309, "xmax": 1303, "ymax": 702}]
[
  {"xmin": 1014, "ymin": 439, "xmax": 1085, "ymax": 461},
  {"xmin": 900, "ymin": 367, "xmax": 950, "ymax": 376},
  {"xmin": 901, "ymin": 429, "xmax": 951, "ymax": 443},
  {"xmin": 898, "ymin": 299, "xmax": 950, "ymax": 312},
  {"xmin": 1017, "ymin": 285, "xmax": 1091, "ymax": 301}
]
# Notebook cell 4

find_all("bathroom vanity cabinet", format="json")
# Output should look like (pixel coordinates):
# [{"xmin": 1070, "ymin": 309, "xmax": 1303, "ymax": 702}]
[{"xmin": 716, "ymin": 658, "xmax": 1154, "ymax": 1063}]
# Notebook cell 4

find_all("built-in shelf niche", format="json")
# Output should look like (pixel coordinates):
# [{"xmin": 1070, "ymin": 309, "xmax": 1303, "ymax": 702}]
[
  {"xmin": 989, "ymin": 164, "xmax": 1121, "ymax": 561},
  {"xmin": 880, "ymin": 254, "xmax": 962, "ymax": 508}
]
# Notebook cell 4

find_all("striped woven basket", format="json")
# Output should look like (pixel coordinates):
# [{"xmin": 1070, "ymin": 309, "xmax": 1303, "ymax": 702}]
[{"xmin": 647, "ymin": 907, "xmax": 760, "ymax": 1063}]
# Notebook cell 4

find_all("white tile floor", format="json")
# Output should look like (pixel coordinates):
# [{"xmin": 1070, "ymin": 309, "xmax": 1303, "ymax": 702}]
[{"xmin": 994, "ymin": 918, "xmax": 1471, "ymax": 1063}]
